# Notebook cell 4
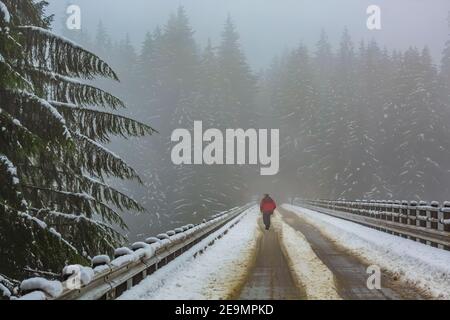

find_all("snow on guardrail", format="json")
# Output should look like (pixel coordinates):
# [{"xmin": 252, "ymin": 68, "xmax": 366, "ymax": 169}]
[
  {"xmin": 14, "ymin": 203, "xmax": 254, "ymax": 300},
  {"xmin": 296, "ymin": 199, "xmax": 450, "ymax": 250},
  {"xmin": 118, "ymin": 206, "xmax": 259, "ymax": 300}
]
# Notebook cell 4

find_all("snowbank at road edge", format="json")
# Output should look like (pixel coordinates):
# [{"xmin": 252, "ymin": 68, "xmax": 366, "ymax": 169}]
[
  {"xmin": 118, "ymin": 206, "xmax": 260, "ymax": 300},
  {"xmin": 284, "ymin": 204, "xmax": 450, "ymax": 299},
  {"xmin": 272, "ymin": 214, "xmax": 341, "ymax": 300}
]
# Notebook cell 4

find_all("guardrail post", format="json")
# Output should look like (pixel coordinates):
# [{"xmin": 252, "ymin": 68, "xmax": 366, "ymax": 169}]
[
  {"xmin": 429, "ymin": 201, "xmax": 439, "ymax": 230},
  {"xmin": 375, "ymin": 201, "xmax": 381, "ymax": 217},
  {"xmin": 355, "ymin": 200, "xmax": 360, "ymax": 215},
  {"xmin": 407, "ymin": 200, "xmax": 417, "ymax": 227},
  {"xmin": 414, "ymin": 201, "xmax": 425, "ymax": 228},
  {"xmin": 351, "ymin": 201, "xmax": 357, "ymax": 215},
  {"xmin": 367, "ymin": 200, "xmax": 373, "ymax": 217},
  {"xmin": 386, "ymin": 200, "xmax": 393, "ymax": 221},
  {"xmin": 361, "ymin": 201, "xmax": 367, "ymax": 216},
  {"xmin": 380, "ymin": 200, "xmax": 385, "ymax": 220},
  {"xmin": 369, "ymin": 200, "xmax": 375, "ymax": 218},
  {"xmin": 439, "ymin": 202, "xmax": 450, "ymax": 233},
  {"xmin": 400, "ymin": 200, "xmax": 408, "ymax": 225},
  {"xmin": 392, "ymin": 200, "xmax": 400, "ymax": 223}
]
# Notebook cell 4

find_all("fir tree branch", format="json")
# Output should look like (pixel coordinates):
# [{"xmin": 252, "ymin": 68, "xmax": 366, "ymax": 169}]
[
  {"xmin": 50, "ymin": 101, "xmax": 157, "ymax": 142},
  {"xmin": 17, "ymin": 25, "xmax": 119, "ymax": 81}
]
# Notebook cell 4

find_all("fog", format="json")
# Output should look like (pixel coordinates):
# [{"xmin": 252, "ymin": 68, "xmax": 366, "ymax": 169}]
[
  {"xmin": 43, "ymin": 1, "xmax": 450, "ymax": 240},
  {"xmin": 48, "ymin": 0, "xmax": 450, "ymax": 68}
]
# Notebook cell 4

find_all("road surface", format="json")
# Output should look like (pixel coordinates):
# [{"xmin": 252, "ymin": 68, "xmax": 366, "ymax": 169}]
[
  {"xmin": 120, "ymin": 204, "xmax": 434, "ymax": 300},
  {"xmin": 278, "ymin": 207, "xmax": 428, "ymax": 300},
  {"xmin": 238, "ymin": 219, "xmax": 304, "ymax": 300}
]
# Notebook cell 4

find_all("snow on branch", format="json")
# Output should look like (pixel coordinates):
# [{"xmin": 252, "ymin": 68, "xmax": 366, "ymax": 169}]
[
  {"xmin": 23, "ymin": 185, "xmax": 127, "ymax": 228},
  {"xmin": 0, "ymin": 1, "xmax": 10, "ymax": 24},
  {"xmin": 80, "ymin": 174, "xmax": 144, "ymax": 212},
  {"xmin": 16, "ymin": 163, "xmax": 144, "ymax": 213},
  {"xmin": 0, "ymin": 153, "xmax": 27, "ymax": 210},
  {"xmin": 73, "ymin": 132, "xmax": 142, "ymax": 182},
  {"xmin": 0, "ymin": 154, "xmax": 19, "ymax": 186},
  {"xmin": 0, "ymin": 54, "xmax": 34, "ymax": 90},
  {"xmin": 2, "ymin": 89, "xmax": 72, "ymax": 140},
  {"xmin": 31, "ymin": 208, "xmax": 125, "ymax": 245},
  {"xmin": 17, "ymin": 25, "xmax": 119, "ymax": 81},
  {"xmin": 27, "ymin": 69, "xmax": 124, "ymax": 109},
  {"xmin": 50, "ymin": 101, "xmax": 157, "ymax": 142},
  {"xmin": 0, "ymin": 202, "xmax": 79, "ymax": 255},
  {"xmin": 0, "ymin": 106, "xmax": 36, "ymax": 140}
]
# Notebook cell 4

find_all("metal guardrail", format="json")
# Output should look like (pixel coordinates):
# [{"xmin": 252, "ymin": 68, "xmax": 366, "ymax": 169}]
[
  {"xmin": 17, "ymin": 203, "xmax": 254, "ymax": 300},
  {"xmin": 295, "ymin": 199, "xmax": 450, "ymax": 251}
]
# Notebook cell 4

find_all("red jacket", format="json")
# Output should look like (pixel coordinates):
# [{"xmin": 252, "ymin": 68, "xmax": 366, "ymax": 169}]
[{"xmin": 260, "ymin": 197, "xmax": 276, "ymax": 214}]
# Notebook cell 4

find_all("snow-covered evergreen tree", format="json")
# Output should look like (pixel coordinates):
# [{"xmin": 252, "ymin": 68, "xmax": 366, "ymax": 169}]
[
  {"xmin": 323, "ymin": 29, "xmax": 358, "ymax": 198},
  {"xmin": 440, "ymin": 12, "xmax": 450, "ymax": 104},
  {"xmin": 271, "ymin": 44, "xmax": 320, "ymax": 196},
  {"xmin": 94, "ymin": 21, "xmax": 111, "ymax": 57},
  {"xmin": 313, "ymin": 30, "xmax": 337, "ymax": 196},
  {"xmin": 217, "ymin": 15, "xmax": 257, "ymax": 128},
  {"xmin": 196, "ymin": 39, "xmax": 221, "ymax": 127},
  {"xmin": 345, "ymin": 40, "xmax": 387, "ymax": 199},
  {"xmin": 0, "ymin": 0, "xmax": 155, "ymax": 281},
  {"xmin": 393, "ymin": 48, "xmax": 450, "ymax": 199}
]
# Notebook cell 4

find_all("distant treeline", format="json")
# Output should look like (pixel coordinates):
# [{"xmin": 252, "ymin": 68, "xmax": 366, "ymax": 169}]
[
  {"xmin": 266, "ymin": 28, "xmax": 450, "ymax": 201},
  {"xmin": 62, "ymin": 8, "xmax": 450, "ymax": 234},
  {"xmin": 63, "ymin": 8, "xmax": 258, "ymax": 234}
]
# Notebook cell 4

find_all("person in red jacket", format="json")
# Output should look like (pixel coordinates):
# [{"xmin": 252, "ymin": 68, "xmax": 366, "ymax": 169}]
[{"xmin": 260, "ymin": 194, "xmax": 277, "ymax": 230}]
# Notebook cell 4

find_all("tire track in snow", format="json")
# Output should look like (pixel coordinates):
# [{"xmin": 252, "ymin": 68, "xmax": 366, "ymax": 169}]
[
  {"xmin": 281, "ymin": 205, "xmax": 432, "ymax": 300},
  {"xmin": 238, "ymin": 215, "xmax": 303, "ymax": 300},
  {"xmin": 272, "ymin": 213, "xmax": 341, "ymax": 300}
]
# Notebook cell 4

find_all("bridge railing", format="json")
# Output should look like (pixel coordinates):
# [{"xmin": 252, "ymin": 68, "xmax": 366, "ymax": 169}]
[
  {"xmin": 294, "ymin": 199, "xmax": 450, "ymax": 250},
  {"xmin": 16, "ymin": 203, "xmax": 254, "ymax": 300}
]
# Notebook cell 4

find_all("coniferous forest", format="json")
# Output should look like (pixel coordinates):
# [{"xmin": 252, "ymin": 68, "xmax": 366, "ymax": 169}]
[
  {"xmin": 64, "ymin": 8, "xmax": 450, "ymax": 233},
  {"xmin": 1, "ymin": 0, "xmax": 450, "ymax": 287}
]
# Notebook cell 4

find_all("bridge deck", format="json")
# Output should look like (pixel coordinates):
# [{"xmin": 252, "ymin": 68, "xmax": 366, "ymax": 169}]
[
  {"xmin": 280, "ymin": 207, "xmax": 428, "ymax": 300},
  {"xmin": 238, "ymin": 218, "xmax": 304, "ymax": 300}
]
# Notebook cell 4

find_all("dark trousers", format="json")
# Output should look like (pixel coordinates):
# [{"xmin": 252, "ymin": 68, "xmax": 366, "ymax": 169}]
[{"xmin": 263, "ymin": 212, "xmax": 272, "ymax": 229}]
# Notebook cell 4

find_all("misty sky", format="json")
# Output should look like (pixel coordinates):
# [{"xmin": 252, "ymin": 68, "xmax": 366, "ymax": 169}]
[{"xmin": 47, "ymin": 0, "xmax": 450, "ymax": 68}]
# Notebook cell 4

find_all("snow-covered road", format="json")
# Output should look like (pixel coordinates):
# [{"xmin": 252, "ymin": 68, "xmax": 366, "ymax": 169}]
[
  {"xmin": 272, "ymin": 213, "xmax": 341, "ymax": 300},
  {"xmin": 239, "ymin": 216, "xmax": 302, "ymax": 300},
  {"xmin": 118, "ymin": 206, "xmax": 260, "ymax": 300},
  {"xmin": 117, "ymin": 203, "xmax": 448, "ymax": 300},
  {"xmin": 283, "ymin": 204, "xmax": 450, "ymax": 299}
]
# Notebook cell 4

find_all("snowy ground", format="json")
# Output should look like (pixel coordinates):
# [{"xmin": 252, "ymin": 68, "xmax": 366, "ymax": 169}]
[
  {"xmin": 284, "ymin": 204, "xmax": 450, "ymax": 299},
  {"xmin": 272, "ymin": 214, "xmax": 341, "ymax": 300},
  {"xmin": 118, "ymin": 206, "xmax": 260, "ymax": 300}
]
